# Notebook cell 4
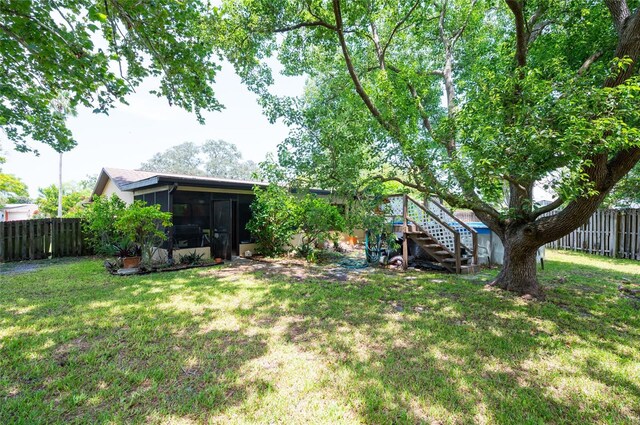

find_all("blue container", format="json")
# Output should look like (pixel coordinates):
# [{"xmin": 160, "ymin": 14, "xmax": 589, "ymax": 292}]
[{"xmin": 465, "ymin": 221, "xmax": 491, "ymax": 235}]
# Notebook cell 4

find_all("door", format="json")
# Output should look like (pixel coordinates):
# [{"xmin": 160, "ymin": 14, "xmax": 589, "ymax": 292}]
[{"xmin": 211, "ymin": 200, "xmax": 232, "ymax": 260}]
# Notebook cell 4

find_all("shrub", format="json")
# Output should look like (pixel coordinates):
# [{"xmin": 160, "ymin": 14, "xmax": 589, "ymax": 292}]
[
  {"xmin": 81, "ymin": 195, "xmax": 127, "ymax": 255},
  {"xmin": 296, "ymin": 195, "xmax": 345, "ymax": 260},
  {"xmin": 247, "ymin": 184, "xmax": 300, "ymax": 257},
  {"xmin": 178, "ymin": 250, "xmax": 205, "ymax": 265},
  {"xmin": 114, "ymin": 201, "xmax": 172, "ymax": 264},
  {"xmin": 248, "ymin": 185, "xmax": 346, "ymax": 260}
]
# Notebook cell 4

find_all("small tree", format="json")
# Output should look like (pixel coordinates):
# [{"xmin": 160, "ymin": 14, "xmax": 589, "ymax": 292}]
[
  {"xmin": 80, "ymin": 195, "xmax": 128, "ymax": 255},
  {"xmin": 297, "ymin": 195, "xmax": 345, "ymax": 260},
  {"xmin": 114, "ymin": 201, "xmax": 172, "ymax": 264},
  {"xmin": 247, "ymin": 184, "xmax": 300, "ymax": 257}
]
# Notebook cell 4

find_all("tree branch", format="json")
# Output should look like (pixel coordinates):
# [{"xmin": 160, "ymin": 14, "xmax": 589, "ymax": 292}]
[
  {"xmin": 274, "ymin": 21, "xmax": 337, "ymax": 33},
  {"xmin": 380, "ymin": 0, "xmax": 421, "ymax": 60},
  {"xmin": 578, "ymin": 51, "xmax": 603, "ymax": 76},
  {"xmin": 451, "ymin": 0, "xmax": 478, "ymax": 46},
  {"xmin": 531, "ymin": 197, "xmax": 564, "ymax": 219},
  {"xmin": 331, "ymin": 0, "xmax": 396, "ymax": 135},
  {"xmin": 407, "ymin": 83, "xmax": 435, "ymax": 137},
  {"xmin": 605, "ymin": 5, "xmax": 640, "ymax": 87},
  {"xmin": 505, "ymin": 0, "xmax": 528, "ymax": 67},
  {"xmin": 528, "ymin": 19, "xmax": 553, "ymax": 45}
]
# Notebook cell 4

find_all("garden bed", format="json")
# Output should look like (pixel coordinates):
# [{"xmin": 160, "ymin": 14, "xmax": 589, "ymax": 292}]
[{"xmin": 107, "ymin": 260, "xmax": 225, "ymax": 276}]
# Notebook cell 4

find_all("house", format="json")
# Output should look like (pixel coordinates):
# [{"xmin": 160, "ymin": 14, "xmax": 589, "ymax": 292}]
[
  {"xmin": 1, "ymin": 204, "xmax": 39, "ymax": 222},
  {"xmin": 92, "ymin": 167, "xmax": 267, "ymax": 260}
]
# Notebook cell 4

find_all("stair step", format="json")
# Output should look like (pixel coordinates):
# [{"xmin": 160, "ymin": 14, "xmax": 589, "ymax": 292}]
[
  {"xmin": 414, "ymin": 236, "xmax": 435, "ymax": 241},
  {"xmin": 442, "ymin": 257, "xmax": 470, "ymax": 264},
  {"xmin": 421, "ymin": 244, "xmax": 442, "ymax": 249},
  {"xmin": 434, "ymin": 250, "xmax": 452, "ymax": 256}
]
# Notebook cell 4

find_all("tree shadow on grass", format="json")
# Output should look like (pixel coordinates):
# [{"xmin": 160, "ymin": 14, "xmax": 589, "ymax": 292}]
[
  {"xmin": 243, "ymin": 264, "xmax": 640, "ymax": 424},
  {"xmin": 0, "ymin": 262, "xmax": 269, "ymax": 424},
  {"xmin": 2, "ymin": 258, "xmax": 639, "ymax": 423}
]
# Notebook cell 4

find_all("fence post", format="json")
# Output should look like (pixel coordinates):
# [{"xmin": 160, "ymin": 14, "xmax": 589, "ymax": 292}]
[
  {"xmin": 20, "ymin": 221, "xmax": 27, "ymax": 260},
  {"xmin": 52, "ymin": 219, "xmax": 58, "ymax": 258},
  {"xmin": 402, "ymin": 195, "xmax": 408, "ymax": 271},
  {"xmin": 29, "ymin": 220, "xmax": 35, "ymax": 260},
  {"xmin": 611, "ymin": 211, "xmax": 622, "ymax": 258},
  {"xmin": 0, "ymin": 221, "xmax": 4, "ymax": 262},
  {"xmin": 455, "ymin": 233, "xmax": 461, "ymax": 274}
]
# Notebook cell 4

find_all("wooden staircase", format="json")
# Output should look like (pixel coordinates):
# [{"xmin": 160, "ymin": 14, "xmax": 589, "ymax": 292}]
[{"xmin": 386, "ymin": 195, "xmax": 479, "ymax": 274}]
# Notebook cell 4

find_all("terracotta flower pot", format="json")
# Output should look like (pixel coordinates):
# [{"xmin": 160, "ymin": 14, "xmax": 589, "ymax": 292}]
[
  {"xmin": 214, "ymin": 257, "xmax": 223, "ymax": 264},
  {"xmin": 122, "ymin": 256, "xmax": 142, "ymax": 269}
]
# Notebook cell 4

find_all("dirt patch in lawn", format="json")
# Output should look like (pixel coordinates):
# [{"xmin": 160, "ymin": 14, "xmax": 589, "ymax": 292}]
[{"xmin": 202, "ymin": 253, "xmax": 433, "ymax": 284}]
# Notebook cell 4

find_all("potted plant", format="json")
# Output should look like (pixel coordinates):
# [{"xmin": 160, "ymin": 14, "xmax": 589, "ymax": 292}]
[{"xmin": 112, "ymin": 238, "xmax": 142, "ymax": 269}]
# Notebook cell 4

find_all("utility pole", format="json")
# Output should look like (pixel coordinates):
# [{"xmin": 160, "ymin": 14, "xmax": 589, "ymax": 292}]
[{"xmin": 57, "ymin": 151, "xmax": 63, "ymax": 218}]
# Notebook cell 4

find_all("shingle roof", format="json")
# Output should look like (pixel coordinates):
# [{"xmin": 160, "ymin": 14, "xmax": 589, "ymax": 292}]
[
  {"xmin": 103, "ymin": 168, "xmax": 158, "ymax": 189},
  {"xmin": 92, "ymin": 167, "xmax": 266, "ymax": 197}
]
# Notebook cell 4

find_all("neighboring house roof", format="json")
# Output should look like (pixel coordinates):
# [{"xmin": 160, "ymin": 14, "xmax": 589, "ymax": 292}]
[
  {"xmin": 1, "ymin": 203, "xmax": 39, "ymax": 222},
  {"xmin": 2, "ymin": 203, "xmax": 38, "ymax": 211},
  {"xmin": 92, "ymin": 167, "xmax": 267, "ymax": 197}
]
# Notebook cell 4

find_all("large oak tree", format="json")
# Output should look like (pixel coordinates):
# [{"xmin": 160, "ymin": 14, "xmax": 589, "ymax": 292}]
[{"xmin": 217, "ymin": 0, "xmax": 640, "ymax": 297}]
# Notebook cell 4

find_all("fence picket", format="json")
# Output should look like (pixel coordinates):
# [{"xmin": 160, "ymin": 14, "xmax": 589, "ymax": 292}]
[
  {"xmin": 20, "ymin": 221, "xmax": 27, "ymax": 260},
  {"xmin": 0, "ymin": 218, "xmax": 86, "ymax": 262},
  {"xmin": 544, "ymin": 208, "xmax": 639, "ymax": 259}
]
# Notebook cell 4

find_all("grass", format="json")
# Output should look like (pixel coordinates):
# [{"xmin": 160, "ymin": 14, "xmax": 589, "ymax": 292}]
[{"xmin": 1, "ymin": 250, "xmax": 639, "ymax": 424}]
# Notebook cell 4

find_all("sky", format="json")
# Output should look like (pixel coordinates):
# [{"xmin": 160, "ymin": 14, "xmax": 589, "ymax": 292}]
[{"xmin": 2, "ymin": 62, "xmax": 306, "ymax": 198}]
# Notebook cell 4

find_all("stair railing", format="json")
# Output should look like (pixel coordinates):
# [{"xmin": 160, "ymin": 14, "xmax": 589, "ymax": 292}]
[
  {"xmin": 385, "ymin": 195, "xmax": 478, "ymax": 269},
  {"xmin": 425, "ymin": 198, "xmax": 478, "ymax": 265}
]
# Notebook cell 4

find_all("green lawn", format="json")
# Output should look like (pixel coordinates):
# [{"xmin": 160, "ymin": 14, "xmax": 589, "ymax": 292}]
[{"xmin": 1, "ymin": 250, "xmax": 639, "ymax": 424}]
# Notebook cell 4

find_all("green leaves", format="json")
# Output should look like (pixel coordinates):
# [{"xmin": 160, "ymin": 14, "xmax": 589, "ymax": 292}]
[
  {"xmin": 36, "ymin": 183, "xmax": 90, "ymax": 217},
  {"xmin": 80, "ymin": 194, "xmax": 128, "ymax": 255},
  {"xmin": 218, "ymin": 0, "xmax": 640, "ymax": 226},
  {"xmin": 247, "ymin": 184, "xmax": 345, "ymax": 259},
  {"xmin": 1, "ymin": 0, "xmax": 221, "ymax": 153},
  {"xmin": 0, "ymin": 172, "xmax": 29, "ymax": 206},
  {"xmin": 247, "ymin": 184, "xmax": 300, "ymax": 257}
]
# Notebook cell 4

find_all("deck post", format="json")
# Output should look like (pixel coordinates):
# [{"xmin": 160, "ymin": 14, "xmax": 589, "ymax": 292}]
[
  {"xmin": 472, "ymin": 232, "xmax": 478, "ymax": 266},
  {"xmin": 402, "ymin": 194, "xmax": 408, "ymax": 270},
  {"xmin": 455, "ymin": 233, "xmax": 461, "ymax": 274}
]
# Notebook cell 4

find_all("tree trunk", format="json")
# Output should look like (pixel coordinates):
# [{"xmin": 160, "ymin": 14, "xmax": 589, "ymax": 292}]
[{"xmin": 490, "ymin": 228, "xmax": 542, "ymax": 298}]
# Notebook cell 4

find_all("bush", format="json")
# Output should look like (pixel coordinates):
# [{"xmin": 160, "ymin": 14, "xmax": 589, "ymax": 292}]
[
  {"xmin": 248, "ymin": 185, "xmax": 345, "ymax": 260},
  {"xmin": 81, "ymin": 195, "xmax": 127, "ymax": 255},
  {"xmin": 114, "ymin": 201, "xmax": 172, "ymax": 264},
  {"xmin": 178, "ymin": 250, "xmax": 205, "ymax": 265},
  {"xmin": 82, "ymin": 196, "xmax": 172, "ymax": 264},
  {"xmin": 247, "ymin": 184, "xmax": 300, "ymax": 257},
  {"xmin": 296, "ymin": 195, "xmax": 345, "ymax": 260}
]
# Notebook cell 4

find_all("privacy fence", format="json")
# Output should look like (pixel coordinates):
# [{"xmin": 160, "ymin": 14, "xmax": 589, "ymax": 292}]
[
  {"xmin": 454, "ymin": 208, "xmax": 640, "ymax": 260},
  {"xmin": 0, "ymin": 218, "xmax": 87, "ymax": 262},
  {"xmin": 547, "ymin": 209, "xmax": 640, "ymax": 260}
]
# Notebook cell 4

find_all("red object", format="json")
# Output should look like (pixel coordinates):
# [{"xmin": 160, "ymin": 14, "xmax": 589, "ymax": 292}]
[{"xmin": 122, "ymin": 256, "xmax": 141, "ymax": 269}]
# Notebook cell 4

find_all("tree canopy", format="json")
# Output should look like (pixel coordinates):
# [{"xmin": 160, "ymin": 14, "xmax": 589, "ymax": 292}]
[
  {"xmin": 36, "ymin": 182, "xmax": 90, "ymax": 217},
  {"xmin": 0, "ymin": 156, "xmax": 29, "ymax": 206},
  {"xmin": 606, "ymin": 163, "xmax": 640, "ymax": 207},
  {"xmin": 217, "ymin": 0, "xmax": 640, "ymax": 296},
  {"xmin": 0, "ymin": 0, "xmax": 220, "ymax": 153},
  {"xmin": 139, "ymin": 139, "xmax": 259, "ymax": 180}
]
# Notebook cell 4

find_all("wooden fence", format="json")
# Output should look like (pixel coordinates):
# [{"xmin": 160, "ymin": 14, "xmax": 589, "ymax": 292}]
[
  {"xmin": 547, "ymin": 209, "xmax": 640, "ymax": 259},
  {"xmin": 0, "ymin": 218, "xmax": 87, "ymax": 262},
  {"xmin": 454, "ymin": 207, "xmax": 640, "ymax": 260}
]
